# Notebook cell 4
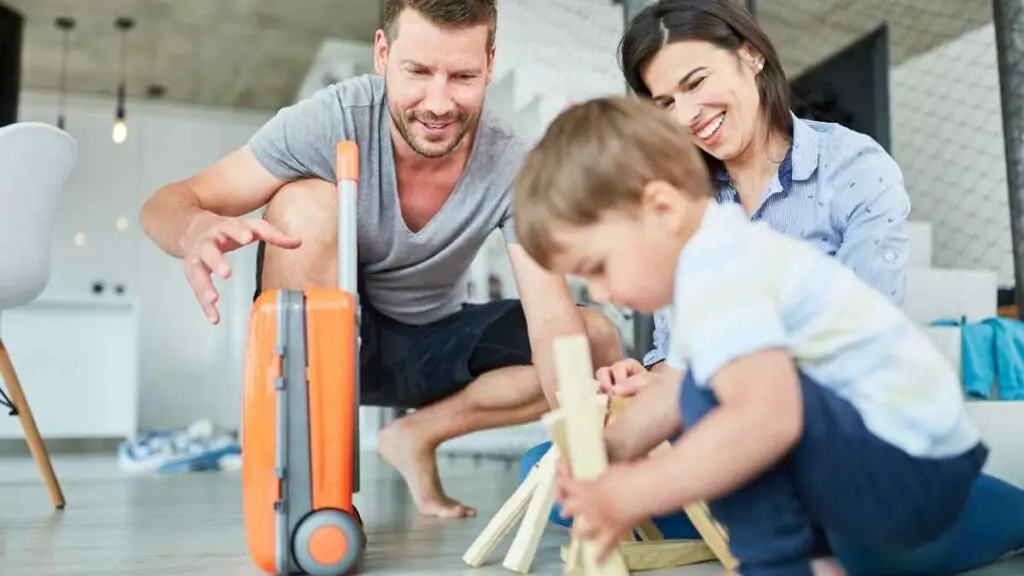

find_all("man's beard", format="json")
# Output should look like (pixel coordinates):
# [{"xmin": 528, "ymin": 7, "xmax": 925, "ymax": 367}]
[{"xmin": 389, "ymin": 102, "xmax": 478, "ymax": 159}]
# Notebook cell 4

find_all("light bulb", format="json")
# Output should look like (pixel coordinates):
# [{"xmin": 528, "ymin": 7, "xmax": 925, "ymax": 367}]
[
  {"xmin": 112, "ymin": 119, "xmax": 127, "ymax": 143},
  {"xmin": 74, "ymin": 232, "xmax": 87, "ymax": 246},
  {"xmin": 116, "ymin": 216, "xmax": 129, "ymax": 231}
]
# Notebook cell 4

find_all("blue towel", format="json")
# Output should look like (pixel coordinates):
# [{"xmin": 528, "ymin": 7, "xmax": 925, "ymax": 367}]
[
  {"xmin": 961, "ymin": 320, "xmax": 996, "ymax": 399},
  {"xmin": 931, "ymin": 316, "xmax": 1024, "ymax": 400}
]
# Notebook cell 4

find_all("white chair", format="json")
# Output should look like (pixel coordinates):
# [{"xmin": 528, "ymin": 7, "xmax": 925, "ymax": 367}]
[{"xmin": 0, "ymin": 121, "xmax": 77, "ymax": 509}]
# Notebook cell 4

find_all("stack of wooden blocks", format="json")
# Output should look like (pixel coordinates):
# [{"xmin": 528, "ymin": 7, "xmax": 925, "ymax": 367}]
[{"xmin": 462, "ymin": 334, "xmax": 739, "ymax": 574}]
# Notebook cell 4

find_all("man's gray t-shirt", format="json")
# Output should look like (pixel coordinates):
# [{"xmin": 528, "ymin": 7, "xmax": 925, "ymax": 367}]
[{"xmin": 248, "ymin": 74, "xmax": 528, "ymax": 326}]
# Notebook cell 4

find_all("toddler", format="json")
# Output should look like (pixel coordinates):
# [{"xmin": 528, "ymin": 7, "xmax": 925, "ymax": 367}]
[{"xmin": 512, "ymin": 96, "xmax": 987, "ymax": 576}]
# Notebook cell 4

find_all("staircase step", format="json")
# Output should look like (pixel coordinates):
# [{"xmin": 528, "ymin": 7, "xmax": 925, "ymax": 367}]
[
  {"xmin": 906, "ymin": 268, "xmax": 997, "ymax": 324},
  {"xmin": 908, "ymin": 221, "xmax": 932, "ymax": 268}
]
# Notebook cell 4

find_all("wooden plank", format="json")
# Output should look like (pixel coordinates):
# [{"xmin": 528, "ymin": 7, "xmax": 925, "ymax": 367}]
[
  {"xmin": 561, "ymin": 540, "xmax": 716, "ymax": 571},
  {"xmin": 648, "ymin": 442, "xmax": 737, "ymax": 569},
  {"xmin": 462, "ymin": 449, "xmax": 553, "ymax": 567},
  {"xmin": 553, "ymin": 335, "xmax": 630, "ymax": 576},
  {"xmin": 502, "ymin": 442, "xmax": 560, "ymax": 573}
]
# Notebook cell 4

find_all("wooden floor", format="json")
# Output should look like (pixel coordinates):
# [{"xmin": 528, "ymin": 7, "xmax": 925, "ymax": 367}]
[{"xmin": 1, "ymin": 452, "xmax": 1022, "ymax": 575}]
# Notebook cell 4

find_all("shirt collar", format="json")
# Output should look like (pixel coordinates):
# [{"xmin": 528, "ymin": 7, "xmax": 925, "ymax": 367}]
[{"xmin": 714, "ymin": 112, "xmax": 820, "ymax": 193}]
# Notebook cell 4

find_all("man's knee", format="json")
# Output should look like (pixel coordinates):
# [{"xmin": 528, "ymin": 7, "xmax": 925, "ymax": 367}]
[
  {"xmin": 264, "ymin": 178, "xmax": 336, "ymax": 238},
  {"xmin": 580, "ymin": 307, "xmax": 623, "ymax": 366},
  {"xmin": 259, "ymin": 179, "xmax": 338, "ymax": 292}
]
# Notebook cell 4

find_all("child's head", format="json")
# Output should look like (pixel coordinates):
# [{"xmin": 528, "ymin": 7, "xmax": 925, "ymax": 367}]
[{"xmin": 514, "ymin": 96, "xmax": 714, "ymax": 313}]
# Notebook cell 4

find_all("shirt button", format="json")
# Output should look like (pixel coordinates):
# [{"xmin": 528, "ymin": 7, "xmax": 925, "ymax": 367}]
[{"xmin": 885, "ymin": 251, "xmax": 896, "ymax": 262}]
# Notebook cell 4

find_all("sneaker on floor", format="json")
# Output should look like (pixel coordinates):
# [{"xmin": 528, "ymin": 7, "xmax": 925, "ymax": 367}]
[{"xmin": 118, "ymin": 419, "xmax": 240, "ymax": 474}]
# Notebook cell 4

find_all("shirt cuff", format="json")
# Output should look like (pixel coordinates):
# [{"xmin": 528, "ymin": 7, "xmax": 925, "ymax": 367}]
[{"xmin": 643, "ymin": 347, "xmax": 667, "ymax": 369}]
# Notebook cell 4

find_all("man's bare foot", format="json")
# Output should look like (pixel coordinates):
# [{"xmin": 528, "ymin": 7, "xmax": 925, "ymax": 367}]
[{"xmin": 377, "ymin": 421, "xmax": 477, "ymax": 519}]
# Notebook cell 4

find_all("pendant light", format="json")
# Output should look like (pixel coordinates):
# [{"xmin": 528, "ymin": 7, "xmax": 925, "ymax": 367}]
[
  {"xmin": 112, "ymin": 17, "xmax": 134, "ymax": 144},
  {"xmin": 54, "ymin": 16, "xmax": 74, "ymax": 130}
]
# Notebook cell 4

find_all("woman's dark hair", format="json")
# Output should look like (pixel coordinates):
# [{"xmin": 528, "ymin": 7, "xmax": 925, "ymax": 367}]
[{"xmin": 618, "ymin": 0, "xmax": 792, "ymax": 173}]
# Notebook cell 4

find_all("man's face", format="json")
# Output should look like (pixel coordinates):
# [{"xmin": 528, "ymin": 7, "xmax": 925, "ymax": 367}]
[{"xmin": 375, "ymin": 9, "xmax": 494, "ymax": 159}]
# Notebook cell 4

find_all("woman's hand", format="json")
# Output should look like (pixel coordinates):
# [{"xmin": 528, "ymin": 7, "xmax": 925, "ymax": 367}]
[{"xmin": 595, "ymin": 359, "xmax": 654, "ymax": 396}]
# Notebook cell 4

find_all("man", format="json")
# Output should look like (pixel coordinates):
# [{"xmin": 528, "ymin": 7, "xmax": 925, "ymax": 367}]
[{"xmin": 138, "ymin": 0, "xmax": 622, "ymax": 519}]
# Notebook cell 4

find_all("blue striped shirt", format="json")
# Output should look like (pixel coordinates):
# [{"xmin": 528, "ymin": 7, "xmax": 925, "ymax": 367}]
[{"xmin": 644, "ymin": 113, "xmax": 911, "ymax": 368}]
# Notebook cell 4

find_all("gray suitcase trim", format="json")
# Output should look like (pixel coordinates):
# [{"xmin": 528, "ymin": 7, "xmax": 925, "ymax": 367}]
[{"xmin": 274, "ymin": 289, "xmax": 315, "ymax": 575}]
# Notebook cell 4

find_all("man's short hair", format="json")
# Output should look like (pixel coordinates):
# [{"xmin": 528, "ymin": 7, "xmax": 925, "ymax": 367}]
[
  {"xmin": 514, "ymin": 96, "xmax": 715, "ymax": 270},
  {"xmin": 382, "ymin": 0, "xmax": 498, "ymax": 49}
]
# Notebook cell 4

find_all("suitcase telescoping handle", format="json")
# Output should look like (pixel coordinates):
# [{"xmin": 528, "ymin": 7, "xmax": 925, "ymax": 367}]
[{"xmin": 335, "ymin": 141, "xmax": 359, "ymax": 295}]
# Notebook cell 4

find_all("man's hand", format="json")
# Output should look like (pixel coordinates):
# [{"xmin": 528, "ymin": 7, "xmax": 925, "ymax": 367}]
[
  {"xmin": 596, "ymin": 358, "xmax": 655, "ymax": 396},
  {"xmin": 557, "ymin": 463, "xmax": 643, "ymax": 564},
  {"xmin": 181, "ymin": 214, "xmax": 301, "ymax": 323}
]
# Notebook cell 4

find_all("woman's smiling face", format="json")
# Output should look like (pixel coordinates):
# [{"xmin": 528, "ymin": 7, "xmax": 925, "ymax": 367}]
[{"xmin": 641, "ymin": 39, "xmax": 765, "ymax": 163}]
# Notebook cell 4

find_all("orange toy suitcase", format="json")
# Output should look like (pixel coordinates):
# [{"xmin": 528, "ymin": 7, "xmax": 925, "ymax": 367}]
[{"xmin": 242, "ymin": 141, "xmax": 365, "ymax": 575}]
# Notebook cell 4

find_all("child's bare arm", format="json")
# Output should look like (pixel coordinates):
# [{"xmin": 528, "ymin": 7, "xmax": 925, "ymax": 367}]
[
  {"xmin": 604, "ymin": 370, "xmax": 682, "ymax": 462},
  {"xmin": 613, "ymin": 349, "xmax": 803, "ymax": 519}
]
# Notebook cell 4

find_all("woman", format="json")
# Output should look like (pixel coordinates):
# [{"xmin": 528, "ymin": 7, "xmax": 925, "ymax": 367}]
[
  {"xmin": 521, "ymin": 1, "xmax": 1024, "ymax": 574},
  {"xmin": 625, "ymin": 0, "xmax": 908, "ymax": 372}
]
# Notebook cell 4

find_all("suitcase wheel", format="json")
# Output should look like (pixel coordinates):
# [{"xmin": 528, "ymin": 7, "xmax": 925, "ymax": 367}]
[{"xmin": 292, "ymin": 509, "xmax": 365, "ymax": 576}]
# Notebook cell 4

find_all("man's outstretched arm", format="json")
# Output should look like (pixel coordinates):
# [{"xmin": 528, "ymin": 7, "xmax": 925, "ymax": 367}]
[
  {"xmin": 506, "ymin": 244, "xmax": 592, "ymax": 408},
  {"xmin": 139, "ymin": 145, "xmax": 287, "ymax": 258}
]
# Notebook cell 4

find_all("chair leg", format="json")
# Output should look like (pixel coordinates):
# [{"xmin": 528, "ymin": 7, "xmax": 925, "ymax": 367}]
[{"xmin": 0, "ymin": 338, "xmax": 65, "ymax": 509}]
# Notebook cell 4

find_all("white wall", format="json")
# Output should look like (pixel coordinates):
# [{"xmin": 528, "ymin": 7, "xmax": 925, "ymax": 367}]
[
  {"xmin": 295, "ymin": 39, "xmax": 375, "ymax": 102},
  {"xmin": 890, "ymin": 23, "xmax": 1013, "ymax": 286},
  {"xmin": 15, "ymin": 90, "xmax": 272, "ymax": 432},
  {"xmin": 492, "ymin": 0, "xmax": 626, "ymax": 125}
]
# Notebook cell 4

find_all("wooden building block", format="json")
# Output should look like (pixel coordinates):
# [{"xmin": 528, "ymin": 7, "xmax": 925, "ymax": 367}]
[
  {"xmin": 561, "ymin": 540, "xmax": 716, "ymax": 572},
  {"xmin": 502, "ymin": 443, "xmax": 560, "ymax": 573},
  {"xmin": 464, "ymin": 334, "xmax": 736, "ymax": 575},
  {"xmin": 553, "ymin": 335, "xmax": 630, "ymax": 576},
  {"xmin": 648, "ymin": 442, "xmax": 737, "ymax": 569},
  {"xmin": 463, "ymin": 449, "xmax": 555, "ymax": 567}
]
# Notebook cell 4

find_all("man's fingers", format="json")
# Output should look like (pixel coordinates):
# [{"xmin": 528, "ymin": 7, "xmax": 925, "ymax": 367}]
[
  {"xmin": 196, "ymin": 238, "xmax": 232, "ymax": 280},
  {"xmin": 183, "ymin": 259, "xmax": 220, "ymax": 323},
  {"xmin": 247, "ymin": 218, "xmax": 302, "ymax": 248},
  {"xmin": 217, "ymin": 218, "xmax": 257, "ymax": 249}
]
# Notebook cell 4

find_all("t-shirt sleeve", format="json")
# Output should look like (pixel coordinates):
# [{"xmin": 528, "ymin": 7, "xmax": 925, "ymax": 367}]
[
  {"xmin": 670, "ymin": 259, "xmax": 790, "ymax": 386},
  {"xmin": 248, "ymin": 86, "xmax": 342, "ymax": 183}
]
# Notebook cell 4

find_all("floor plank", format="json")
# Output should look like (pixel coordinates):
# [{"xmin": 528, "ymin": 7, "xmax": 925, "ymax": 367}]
[{"xmin": 0, "ymin": 453, "xmax": 1020, "ymax": 575}]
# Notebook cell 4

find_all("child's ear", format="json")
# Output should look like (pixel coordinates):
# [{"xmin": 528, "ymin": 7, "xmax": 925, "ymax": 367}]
[{"xmin": 640, "ymin": 180, "xmax": 688, "ymax": 233}]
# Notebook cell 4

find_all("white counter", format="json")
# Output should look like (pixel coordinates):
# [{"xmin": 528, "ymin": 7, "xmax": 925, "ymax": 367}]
[{"xmin": 0, "ymin": 293, "xmax": 139, "ymax": 440}]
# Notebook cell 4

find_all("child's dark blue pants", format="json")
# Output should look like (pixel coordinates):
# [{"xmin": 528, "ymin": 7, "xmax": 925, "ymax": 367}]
[{"xmin": 679, "ymin": 369, "xmax": 988, "ymax": 576}]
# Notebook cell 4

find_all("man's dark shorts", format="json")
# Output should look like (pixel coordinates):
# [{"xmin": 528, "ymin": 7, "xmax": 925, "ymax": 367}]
[{"xmin": 254, "ymin": 243, "xmax": 533, "ymax": 408}]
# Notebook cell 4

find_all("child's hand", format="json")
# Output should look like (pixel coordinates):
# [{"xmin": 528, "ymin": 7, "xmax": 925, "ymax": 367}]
[
  {"xmin": 598, "ymin": 356, "xmax": 643, "ymax": 391},
  {"xmin": 595, "ymin": 359, "xmax": 653, "ymax": 396},
  {"xmin": 557, "ymin": 465, "xmax": 640, "ymax": 563}
]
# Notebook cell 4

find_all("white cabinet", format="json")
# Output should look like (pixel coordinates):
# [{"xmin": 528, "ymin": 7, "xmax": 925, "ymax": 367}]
[{"xmin": 0, "ymin": 295, "xmax": 139, "ymax": 440}]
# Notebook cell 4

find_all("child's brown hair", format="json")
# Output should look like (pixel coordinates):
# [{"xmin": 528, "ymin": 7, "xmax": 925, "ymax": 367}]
[{"xmin": 513, "ymin": 96, "xmax": 715, "ymax": 270}]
